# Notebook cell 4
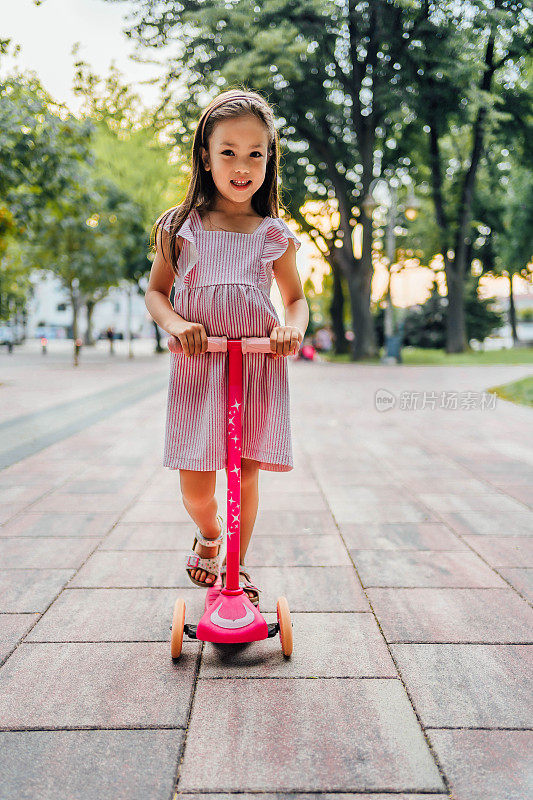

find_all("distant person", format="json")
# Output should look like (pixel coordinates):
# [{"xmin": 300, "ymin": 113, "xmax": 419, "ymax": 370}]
[
  {"xmin": 4, "ymin": 327, "xmax": 14, "ymax": 354},
  {"xmin": 297, "ymin": 337, "xmax": 317, "ymax": 361},
  {"xmin": 313, "ymin": 326, "xmax": 333, "ymax": 352},
  {"xmin": 106, "ymin": 326, "xmax": 115, "ymax": 355}
]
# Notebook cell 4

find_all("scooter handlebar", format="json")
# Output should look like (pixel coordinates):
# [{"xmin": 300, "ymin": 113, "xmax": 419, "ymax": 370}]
[{"xmin": 167, "ymin": 335, "xmax": 296, "ymax": 355}]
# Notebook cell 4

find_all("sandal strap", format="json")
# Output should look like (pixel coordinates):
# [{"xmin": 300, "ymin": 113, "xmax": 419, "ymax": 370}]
[
  {"xmin": 219, "ymin": 564, "xmax": 262, "ymax": 594},
  {"xmin": 185, "ymin": 550, "xmax": 221, "ymax": 573},
  {"xmin": 193, "ymin": 515, "xmax": 225, "ymax": 546}
]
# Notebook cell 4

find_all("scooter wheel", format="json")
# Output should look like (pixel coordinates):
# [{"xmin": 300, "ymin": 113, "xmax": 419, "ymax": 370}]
[
  {"xmin": 276, "ymin": 596, "xmax": 293, "ymax": 657},
  {"xmin": 170, "ymin": 598, "xmax": 186, "ymax": 658}
]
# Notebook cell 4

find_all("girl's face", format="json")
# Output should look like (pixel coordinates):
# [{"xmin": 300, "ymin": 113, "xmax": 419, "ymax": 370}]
[{"xmin": 201, "ymin": 115, "xmax": 270, "ymax": 207}]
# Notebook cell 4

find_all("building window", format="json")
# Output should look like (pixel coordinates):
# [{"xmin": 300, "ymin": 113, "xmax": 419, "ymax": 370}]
[{"xmin": 57, "ymin": 303, "xmax": 67, "ymax": 312}]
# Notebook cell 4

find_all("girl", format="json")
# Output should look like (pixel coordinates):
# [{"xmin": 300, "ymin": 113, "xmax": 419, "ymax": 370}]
[{"xmin": 145, "ymin": 89, "xmax": 309, "ymax": 606}]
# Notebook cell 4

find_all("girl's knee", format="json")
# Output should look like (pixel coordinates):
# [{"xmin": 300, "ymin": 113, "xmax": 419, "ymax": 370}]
[{"xmin": 179, "ymin": 469, "xmax": 216, "ymax": 505}]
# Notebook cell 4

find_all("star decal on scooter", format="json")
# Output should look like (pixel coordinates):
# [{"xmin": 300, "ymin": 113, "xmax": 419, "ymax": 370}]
[
  {"xmin": 231, "ymin": 400, "xmax": 241, "ymax": 411},
  {"xmin": 231, "ymin": 465, "xmax": 240, "ymax": 476}
]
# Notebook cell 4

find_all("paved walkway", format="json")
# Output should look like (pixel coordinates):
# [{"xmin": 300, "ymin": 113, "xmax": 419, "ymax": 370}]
[{"xmin": 0, "ymin": 342, "xmax": 531, "ymax": 799}]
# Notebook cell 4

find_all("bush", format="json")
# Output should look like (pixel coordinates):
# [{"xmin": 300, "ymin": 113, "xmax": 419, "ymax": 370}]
[{"xmin": 372, "ymin": 277, "xmax": 504, "ymax": 349}]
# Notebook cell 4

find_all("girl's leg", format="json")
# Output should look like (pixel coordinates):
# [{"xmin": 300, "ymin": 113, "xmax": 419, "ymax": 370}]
[
  {"xmin": 222, "ymin": 457, "xmax": 260, "ymax": 567},
  {"xmin": 180, "ymin": 469, "xmax": 222, "ymax": 585}
]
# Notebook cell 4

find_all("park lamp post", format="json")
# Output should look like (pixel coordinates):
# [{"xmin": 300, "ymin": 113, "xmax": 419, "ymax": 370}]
[{"xmin": 362, "ymin": 179, "xmax": 419, "ymax": 363}]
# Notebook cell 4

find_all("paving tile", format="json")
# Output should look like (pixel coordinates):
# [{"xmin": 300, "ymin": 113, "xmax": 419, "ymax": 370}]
[
  {"xmin": 0, "ymin": 614, "xmax": 39, "ymax": 662},
  {"xmin": 0, "ymin": 512, "xmax": 118, "ymax": 537},
  {"xmin": 0, "ymin": 642, "xmax": 200, "ymax": 728},
  {"xmin": 436, "ymin": 510, "xmax": 533, "ymax": 536},
  {"xmin": 401, "ymin": 478, "xmax": 497, "ymax": 494},
  {"xmin": 0, "ymin": 483, "xmax": 51, "ymax": 504},
  {"xmin": 329, "ymin": 499, "xmax": 436, "ymax": 524},
  {"xmin": 339, "ymin": 522, "xmax": 465, "ymax": 550},
  {"xmin": 67, "ymin": 550, "xmax": 190, "ymax": 588},
  {"xmin": 29, "ymin": 492, "xmax": 129, "ymax": 514},
  {"xmin": 0, "ymin": 729, "xmax": 183, "ymax": 800},
  {"xmin": 418, "ymin": 492, "xmax": 526, "ymax": 513},
  {"xmin": 25, "ymin": 587, "xmax": 205, "ymax": 642},
  {"xmin": 178, "ymin": 678, "xmax": 444, "ymax": 793},
  {"xmin": 492, "ymin": 484, "xmax": 533, "ymax": 507},
  {"xmin": 498, "ymin": 567, "xmax": 533, "ymax": 602},
  {"xmin": 252, "ymin": 492, "xmax": 329, "ymax": 512},
  {"xmin": 0, "ymin": 569, "xmax": 74, "ymax": 612},
  {"xmin": 0, "ymin": 537, "xmax": 96, "ymax": 568},
  {"xmin": 245, "ymin": 534, "xmax": 351, "ymax": 566},
  {"xmin": 390, "ymin": 643, "xmax": 533, "ymax": 727},
  {"xmin": 100, "ymin": 522, "xmax": 191, "ymax": 550},
  {"xmin": 0, "ymin": 502, "xmax": 29, "ymax": 523},
  {"xmin": 120, "ymin": 500, "xmax": 187, "ymax": 524},
  {"xmin": 462, "ymin": 535, "xmax": 533, "ymax": 567},
  {"xmin": 252, "ymin": 509, "xmax": 339, "ymax": 535},
  {"xmin": 427, "ymin": 729, "xmax": 533, "ymax": 800},
  {"xmin": 367, "ymin": 588, "xmax": 533, "ymax": 642},
  {"xmin": 60, "ymin": 478, "xmax": 133, "ymax": 494},
  {"xmin": 200, "ymin": 612, "xmax": 397, "ymax": 678},
  {"xmin": 350, "ymin": 550, "xmax": 508, "ymax": 588},
  {"xmin": 248, "ymin": 566, "xmax": 370, "ymax": 612},
  {"xmin": 176, "ymin": 795, "xmax": 446, "ymax": 800}
]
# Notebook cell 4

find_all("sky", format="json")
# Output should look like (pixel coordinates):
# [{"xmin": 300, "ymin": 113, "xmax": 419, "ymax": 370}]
[{"xmin": 2, "ymin": 0, "xmax": 163, "ymax": 113}]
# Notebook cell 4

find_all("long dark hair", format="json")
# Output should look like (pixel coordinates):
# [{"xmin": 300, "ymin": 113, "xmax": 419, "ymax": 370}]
[{"xmin": 150, "ymin": 89, "xmax": 283, "ymax": 276}]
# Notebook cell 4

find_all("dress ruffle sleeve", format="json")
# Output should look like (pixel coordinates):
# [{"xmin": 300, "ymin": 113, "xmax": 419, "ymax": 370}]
[
  {"xmin": 159, "ymin": 206, "xmax": 199, "ymax": 270},
  {"xmin": 260, "ymin": 217, "xmax": 301, "ymax": 272}
]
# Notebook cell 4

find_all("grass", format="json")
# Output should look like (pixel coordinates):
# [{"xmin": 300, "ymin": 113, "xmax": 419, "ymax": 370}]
[
  {"xmin": 486, "ymin": 375, "xmax": 533, "ymax": 408},
  {"xmin": 320, "ymin": 345, "xmax": 533, "ymax": 366}
]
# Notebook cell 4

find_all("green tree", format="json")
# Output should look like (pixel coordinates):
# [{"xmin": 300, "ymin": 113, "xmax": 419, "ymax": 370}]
[
  {"xmin": 402, "ymin": 0, "xmax": 532, "ymax": 352},
  {"xmin": 103, "ymin": 0, "xmax": 440, "ymax": 360}
]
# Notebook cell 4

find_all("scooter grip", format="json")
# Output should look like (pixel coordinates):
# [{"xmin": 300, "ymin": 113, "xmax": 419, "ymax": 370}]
[
  {"xmin": 241, "ymin": 338, "xmax": 275, "ymax": 354},
  {"xmin": 167, "ymin": 335, "xmax": 229, "ymax": 353}
]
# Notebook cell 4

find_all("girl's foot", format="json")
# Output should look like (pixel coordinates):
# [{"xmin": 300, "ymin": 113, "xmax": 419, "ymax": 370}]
[
  {"xmin": 187, "ymin": 516, "xmax": 223, "ymax": 586},
  {"xmin": 220, "ymin": 562, "xmax": 261, "ymax": 606}
]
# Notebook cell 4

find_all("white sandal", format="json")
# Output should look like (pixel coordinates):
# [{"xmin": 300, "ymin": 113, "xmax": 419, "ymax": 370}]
[
  {"xmin": 219, "ymin": 563, "xmax": 261, "ymax": 607},
  {"xmin": 185, "ymin": 514, "xmax": 225, "ymax": 587}
]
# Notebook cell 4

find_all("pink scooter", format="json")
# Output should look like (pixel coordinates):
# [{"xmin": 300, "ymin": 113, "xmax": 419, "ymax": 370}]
[{"xmin": 167, "ymin": 334, "xmax": 294, "ymax": 658}]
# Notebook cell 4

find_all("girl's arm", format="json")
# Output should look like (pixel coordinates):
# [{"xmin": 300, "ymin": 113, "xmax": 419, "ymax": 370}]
[
  {"xmin": 272, "ymin": 240, "xmax": 309, "ymax": 342},
  {"xmin": 145, "ymin": 229, "xmax": 188, "ymax": 336}
]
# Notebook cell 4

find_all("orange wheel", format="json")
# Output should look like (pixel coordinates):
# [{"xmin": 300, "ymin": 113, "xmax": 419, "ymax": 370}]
[
  {"xmin": 170, "ymin": 598, "xmax": 186, "ymax": 658},
  {"xmin": 276, "ymin": 596, "xmax": 293, "ymax": 657}
]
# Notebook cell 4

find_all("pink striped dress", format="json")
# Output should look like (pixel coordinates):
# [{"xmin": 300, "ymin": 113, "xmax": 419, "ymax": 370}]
[{"xmin": 162, "ymin": 207, "xmax": 301, "ymax": 473}]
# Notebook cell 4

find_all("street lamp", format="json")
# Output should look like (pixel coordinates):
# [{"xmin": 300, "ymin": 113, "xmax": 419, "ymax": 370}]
[{"xmin": 361, "ymin": 178, "xmax": 419, "ymax": 363}]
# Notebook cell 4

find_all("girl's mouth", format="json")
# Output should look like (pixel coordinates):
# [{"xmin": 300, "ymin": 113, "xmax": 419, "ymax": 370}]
[{"xmin": 230, "ymin": 180, "xmax": 251, "ymax": 190}]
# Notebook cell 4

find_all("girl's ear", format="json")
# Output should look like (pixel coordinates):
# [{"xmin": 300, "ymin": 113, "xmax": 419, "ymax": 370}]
[{"xmin": 200, "ymin": 146, "xmax": 211, "ymax": 172}]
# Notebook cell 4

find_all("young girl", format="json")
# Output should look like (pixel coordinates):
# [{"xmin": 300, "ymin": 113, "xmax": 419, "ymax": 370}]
[{"xmin": 145, "ymin": 90, "xmax": 309, "ymax": 606}]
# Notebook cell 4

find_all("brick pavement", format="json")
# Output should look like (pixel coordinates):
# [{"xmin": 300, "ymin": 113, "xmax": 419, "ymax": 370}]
[{"xmin": 0, "ymin": 342, "xmax": 531, "ymax": 799}]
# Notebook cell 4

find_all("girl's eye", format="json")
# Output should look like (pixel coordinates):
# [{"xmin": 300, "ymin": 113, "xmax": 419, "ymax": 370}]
[{"xmin": 221, "ymin": 150, "xmax": 262, "ymax": 157}]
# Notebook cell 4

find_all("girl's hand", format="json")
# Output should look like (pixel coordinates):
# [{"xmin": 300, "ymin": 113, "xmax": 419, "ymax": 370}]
[
  {"xmin": 269, "ymin": 326, "xmax": 303, "ymax": 359},
  {"xmin": 170, "ymin": 320, "xmax": 208, "ymax": 356}
]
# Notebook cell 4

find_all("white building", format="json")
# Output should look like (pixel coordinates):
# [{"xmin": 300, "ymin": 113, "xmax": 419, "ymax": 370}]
[{"xmin": 26, "ymin": 271, "xmax": 156, "ymax": 340}]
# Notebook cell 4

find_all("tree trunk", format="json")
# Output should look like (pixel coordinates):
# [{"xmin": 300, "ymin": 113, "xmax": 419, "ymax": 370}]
[
  {"xmin": 84, "ymin": 300, "xmax": 95, "ymax": 346},
  {"xmin": 153, "ymin": 319, "xmax": 164, "ymax": 353},
  {"xmin": 347, "ymin": 206, "xmax": 378, "ymax": 359},
  {"xmin": 445, "ymin": 263, "xmax": 468, "ymax": 352},
  {"xmin": 329, "ymin": 258, "xmax": 348, "ymax": 354},
  {"xmin": 69, "ymin": 289, "xmax": 80, "ymax": 366},
  {"xmin": 508, "ymin": 272, "xmax": 519, "ymax": 345},
  {"xmin": 348, "ymin": 266, "xmax": 376, "ymax": 360}
]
